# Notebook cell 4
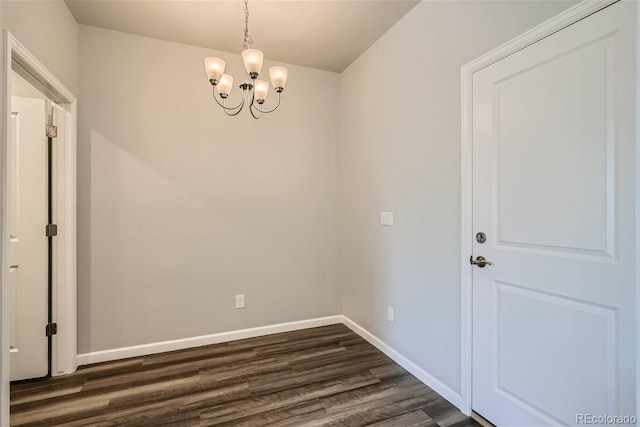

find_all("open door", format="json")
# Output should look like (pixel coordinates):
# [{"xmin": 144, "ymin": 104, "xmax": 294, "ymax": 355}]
[{"xmin": 8, "ymin": 96, "xmax": 49, "ymax": 381}]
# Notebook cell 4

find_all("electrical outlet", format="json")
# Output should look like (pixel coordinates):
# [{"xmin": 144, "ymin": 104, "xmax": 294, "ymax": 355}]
[
  {"xmin": 235, "ymin": 294, "xmax": 245, "ymax": 309},
  {"xmin": 387, "ymin": 306, "xmax": 394, "ymax": 323}
]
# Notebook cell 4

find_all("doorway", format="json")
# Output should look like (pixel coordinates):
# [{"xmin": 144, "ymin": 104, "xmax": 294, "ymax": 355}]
[
  {"xmin": 0, "ymin": 31, "xmax": 77, "ymax": 425},
  {"xmin": 461, "ymin": 0, "xmax": 638, "ymax": 425}
]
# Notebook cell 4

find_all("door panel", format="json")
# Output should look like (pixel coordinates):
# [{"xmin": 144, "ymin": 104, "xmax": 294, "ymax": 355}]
[
  {"xmin": 494, "ymin": 282, "xmax": 616, "ymax": 422},
  {"xmin": 9, "ymin": 97, "xmax": 48, "ymax": 381},
  {"xmin": 495, "ymin": 35, "xmax": 613, "ymax": 256},
  {"xmin": 471, "ymin": 2, "xmax": 636, "ymax": 425}
]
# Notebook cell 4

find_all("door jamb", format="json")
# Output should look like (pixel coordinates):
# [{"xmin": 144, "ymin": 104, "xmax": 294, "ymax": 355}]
[
  {"xmin": 635, "ymin": 0, "xmax": 640, "ymax": 418},
  {"xmin": 0, "ymin": 30, "xmax": 77, "ymax": 425},
  {"xmin": 459, "ymin": 0, "xmax": 621, "ymax": 415}
]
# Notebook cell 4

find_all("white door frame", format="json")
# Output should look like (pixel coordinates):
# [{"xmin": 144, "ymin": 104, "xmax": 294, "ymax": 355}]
[
  {"xmin": 459, "ymin": 0, "xmax": 633, "ymax": 416},
  {"xmin": 0, "ymin": 31, "xmax": 77, "ymax": 425},
  {"xmin": 636, "ymin": 0, "xmax": 640, "ymax": 418}
]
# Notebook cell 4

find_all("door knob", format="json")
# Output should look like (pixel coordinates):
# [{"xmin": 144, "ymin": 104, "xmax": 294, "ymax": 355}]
[{"xmin": 470, "ymin": 255, "xmax": 492, "ymax": 268}]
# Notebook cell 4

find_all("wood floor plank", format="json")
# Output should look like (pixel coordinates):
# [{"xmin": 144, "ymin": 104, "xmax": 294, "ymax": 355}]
[
  {"xmin": 59, "ymin": 383, "xmax": 250, "ymax": 427},
  {"xmin": 12, "ymin": 375, "xmax": 202, "ymax": 426},
  {"xmin": 220, "ymin": 401, "xmax": 328, "ymax": 427},
  {"xmin": 200, "ymin": 373, "xmax": 382, "ymax": 425},
  {"xmin": 81, "ymin": 349, "xmax": 256, "ymax": 392},
  {"xmin": 10, "ymin": 383, "xmax": 84, "ymax": 406},
  {"xmin": 253, "ymin": 331, "xmax": 355, "ymax": 357},
  {"xmin": 367, "ymin": 410, "xmax": 438, "ymax": 427},
  {"xmin": 11, "ymin": 324, "xmax": 478, "ymax": 427}
]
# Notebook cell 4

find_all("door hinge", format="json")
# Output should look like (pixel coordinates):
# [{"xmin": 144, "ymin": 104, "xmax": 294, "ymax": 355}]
[
  {"xmin": 45, "ymin": 224, "xmax": 58, "ymax": 237},
  {"xmin": 45, "ymin": 323, "xmax": 57, "ymax": 337},
  {"xmin": 46, "ymin": 125, "xmax": 57, "ymax": 138}
]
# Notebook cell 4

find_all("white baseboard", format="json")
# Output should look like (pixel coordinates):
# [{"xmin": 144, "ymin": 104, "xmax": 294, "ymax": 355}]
[
  {"xmin": 76, "ymin": 315, "xmax": 343, "ymax": 366},
  {"xmin": 341, "ymin": 316, "xmax": 465, "ymax": 412},
  {"xmin": 76, "ymin": 314, "xmax": 464, "ymax": 414}
]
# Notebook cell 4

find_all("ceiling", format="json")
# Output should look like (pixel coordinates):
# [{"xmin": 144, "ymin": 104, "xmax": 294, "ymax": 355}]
[{"xmin": 65, "ymin": 0, "xmax": 420, "ymax": 73}]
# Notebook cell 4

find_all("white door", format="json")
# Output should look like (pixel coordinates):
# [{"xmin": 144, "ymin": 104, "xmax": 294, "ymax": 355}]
[
  {"xmin": 471, "ymin": 2, "xmax": 636, "ymax": 425},
  {"xmin": 9, "ymin": 97, "xmax": 49, "ymax": 381}
]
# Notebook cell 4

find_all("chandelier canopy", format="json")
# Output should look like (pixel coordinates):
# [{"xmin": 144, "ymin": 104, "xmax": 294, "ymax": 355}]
[{"xmin": 205, "ymin": 0, "xmax": 288, "ymax": 119}]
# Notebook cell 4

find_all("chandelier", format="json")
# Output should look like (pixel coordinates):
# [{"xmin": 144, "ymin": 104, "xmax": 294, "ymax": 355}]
[{"xmin": 204, "ymin": 0, "xmax": 288, "ymax": 119}]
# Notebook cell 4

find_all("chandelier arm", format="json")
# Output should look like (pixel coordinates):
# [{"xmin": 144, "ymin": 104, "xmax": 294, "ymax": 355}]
[
  {"xmin": 223, "ymin": 105, "xmax": 244, "ymax": 116},
  {"xmin": 222, "ymin": 97, "xmax": 245, "ymax": 116},
  {"xmin": 254, "ymin": 92, "xmax": 281, "ymax": 114},
  {"xmin": 212, "ymin": 86, "xmax": 244, "ymax": 111},
  {"xmin": 249, "ymin": 103, "xmax": 262, "ymax": 119},
  {"xmin": 248, "ymin": 83, "xmax": 256, "ymax": 109}
]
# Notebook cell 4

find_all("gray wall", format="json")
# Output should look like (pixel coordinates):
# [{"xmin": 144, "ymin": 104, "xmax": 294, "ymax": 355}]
[
  {"xmin": 1, "ymin": 0, "xmax": 78, "ymax": 95},
  {"xmin": 339, "ymin": 0, "xmax": 578, "ymax": 396},
  {"xmin": 77, "ymin": 25, "xmax": 341, "ymax": 353}
]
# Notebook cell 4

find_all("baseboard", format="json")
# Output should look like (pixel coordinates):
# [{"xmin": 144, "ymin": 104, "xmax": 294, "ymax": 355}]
[
  {"xmin": 341, "ymin": 316, "xmax": 465, "ymax": 412},
  {"xmin": 76, "ymin": 314, "xmax": 464, "ymax": 414},
  {"xmin": 76, "ymin": 315, "xmax": 343, "ymax": 366}
]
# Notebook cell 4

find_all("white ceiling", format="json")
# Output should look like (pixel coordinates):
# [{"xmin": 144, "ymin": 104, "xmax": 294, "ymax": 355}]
[{"xmin": 65, "ymin": 0, "xmax": 420, "ymax": 73}]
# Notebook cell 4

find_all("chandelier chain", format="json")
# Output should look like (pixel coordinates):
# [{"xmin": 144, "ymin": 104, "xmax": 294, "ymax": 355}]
[{"xmin": 243, "ymin": 0, "xmax": 253, "ymax": 50}]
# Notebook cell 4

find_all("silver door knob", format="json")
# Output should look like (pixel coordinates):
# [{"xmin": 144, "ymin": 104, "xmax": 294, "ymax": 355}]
[{"xmin": 470, "ymin": 255, "xmax": 492, "ymax": 268}]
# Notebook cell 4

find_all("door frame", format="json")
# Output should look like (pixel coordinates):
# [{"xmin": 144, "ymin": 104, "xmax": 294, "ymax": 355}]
[
  {"xmin": 0, "ymin": 31, "xmax": 77, "ymax": 424},
  {"xmin": 459, "ymin": 0, "xmax": 632, "ymax": 416}
]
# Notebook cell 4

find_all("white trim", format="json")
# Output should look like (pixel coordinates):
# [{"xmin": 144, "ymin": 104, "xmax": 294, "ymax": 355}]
[
  {"xmin": 77, "ymin": 316, "xmax": 343, "ymax": 366},
  {"xmin": 341, "ymin": 316, "xmax": 465, "ymax": 412},
  {"xmin": 0, "ymin": 26, "xmax": 9, "ymax": 427},
  {"xmin": 461, "ymin": 0, "xmax": 618, "ymax": 74},
  {"xmin": 51, "ymin": 101, "xmax": 77, "ymax": 376},
  {"xmin": 459, "ymin": 60, "xmax": 473, "ymax": 415},
  {"xmin": 636, "ymin": 0, "xmax": 640, "ymax": 418},
  {"xmin": 459, "ymin": 0, "xmax": 619, "ymax": 415}
]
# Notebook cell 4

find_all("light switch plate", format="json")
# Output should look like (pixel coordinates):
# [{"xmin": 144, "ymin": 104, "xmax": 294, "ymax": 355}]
[{"xmin": 381, "ymin": 211, "xmax": 394, "ymax": 226}]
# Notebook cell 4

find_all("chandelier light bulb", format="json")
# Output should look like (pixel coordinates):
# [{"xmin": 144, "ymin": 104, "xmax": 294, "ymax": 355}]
[
  {"xmin": 242, "ymin": 49, "xmax": 264, "ymax": 78},
  {"xmin": 205, "ymin": 57, "xmax": 225, "ymax": 84},
  {"xmin": 217, "ymin": 74, "xmax": 234, "ymax": 98},
  {"xmin": 254, "ymin": 80, "xmax": 269, "ymax": 103},
  {"xmin": 269, "ymin": 66, "xmax": 288, "ymax": 92}
]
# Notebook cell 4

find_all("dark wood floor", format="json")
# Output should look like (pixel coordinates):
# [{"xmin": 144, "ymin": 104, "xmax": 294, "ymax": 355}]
[{"xmin": 11, "ymin": 324, "xmax": 478, "ymax": 426}]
